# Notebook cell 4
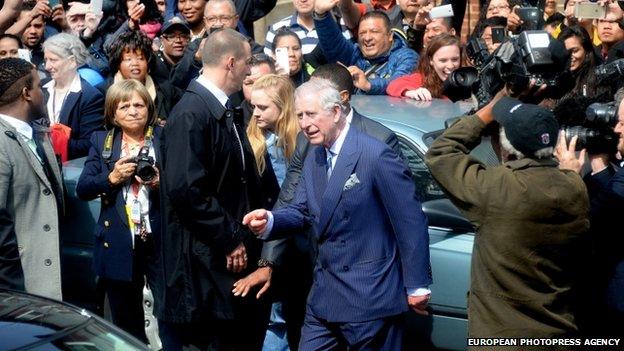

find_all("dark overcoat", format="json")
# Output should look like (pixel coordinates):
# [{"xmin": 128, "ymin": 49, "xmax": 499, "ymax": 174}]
[{"xmin": 157, "ymin": 80, "xmax": 264, "ymax": 323}]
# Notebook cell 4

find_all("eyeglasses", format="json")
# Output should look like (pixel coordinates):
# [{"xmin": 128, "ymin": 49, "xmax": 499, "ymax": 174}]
[
  {"xmin": 162, "ymin": 33, "xmax": 190, "ymax": 42},
  {"xmin": 487, "ymin": 5, "xmax": 509, "ymax": 12},
  {"xmin": 205, "ymin": 15, "xmax": 236, "ymax": 23}
]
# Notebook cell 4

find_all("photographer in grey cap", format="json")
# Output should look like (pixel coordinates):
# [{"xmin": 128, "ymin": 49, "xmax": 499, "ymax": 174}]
[{"xmin": 425, "ymin": 90, "xmax": 590, "ymax": 342}]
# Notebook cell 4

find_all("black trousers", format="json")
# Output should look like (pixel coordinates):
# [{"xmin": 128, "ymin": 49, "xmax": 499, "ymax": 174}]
[
  {"xmin": 103, "ymin": 237, "xmax": 158, "ymax": 343},
  {"xmin": 158, "ymin": 296, "xmax": 271, "ymax": 351}
]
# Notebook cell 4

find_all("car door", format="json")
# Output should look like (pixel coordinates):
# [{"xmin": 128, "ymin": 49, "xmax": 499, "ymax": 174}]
[{"xmin": 397, "ymin": 134, "xmax": 473, "ymax": 351}]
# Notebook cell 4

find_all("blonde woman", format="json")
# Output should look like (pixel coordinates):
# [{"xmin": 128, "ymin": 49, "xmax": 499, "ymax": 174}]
[
  {"xmin": 247, "ymin": 74, "xmax": 299, "ymax": 207},
  {"xmin": 242, "ymin": 73, "xmax": 299, "ymax": 351}
]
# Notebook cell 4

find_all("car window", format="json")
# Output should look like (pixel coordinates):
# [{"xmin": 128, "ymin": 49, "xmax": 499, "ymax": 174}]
[
  {"xmin": 398, "ymin": 136, "xmax": 446, "ymax": 203},
  {"xmin": 423, "ymin": 131, "xmax": 500, "ymax": 167},
  {"xmin": 399, "ymin": 134, "xmax": 500, "ymax": 203}
]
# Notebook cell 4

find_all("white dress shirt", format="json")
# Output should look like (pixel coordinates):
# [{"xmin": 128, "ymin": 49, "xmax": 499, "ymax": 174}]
[{"xmin": 44, "ymin": 73, "xmax": 81, "ymax": 124}]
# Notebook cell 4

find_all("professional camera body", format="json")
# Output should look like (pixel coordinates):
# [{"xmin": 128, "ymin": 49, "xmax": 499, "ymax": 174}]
[
  {"xmin": 444, "ymin": 30, "xmax": 573, "ymax": 109},
  {"xmin": 134, "ymin": 146, "xmax": 156, "ymax": 182},
  {"xmin": 562, "ymin": 102, "xmax": 619, "ymax": 153}
]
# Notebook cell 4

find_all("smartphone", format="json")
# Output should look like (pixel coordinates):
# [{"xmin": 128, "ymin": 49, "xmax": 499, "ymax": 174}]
[
  {"xmin": 48, "ymin": 0, "xmax": 60, "ymax": 8},
  {"xmin": 429, "ymin": 4, "xmax": 454, "ymax": 19},
  {"xmin": 574, "ymin": 2, "xmax": 606, "ymax": 19},
  {"xmin": 275, "ymin": 47, "xmax": 290, "ymax": 75},
  {"xmin": 90, "ymin": 0, "xmax": 104, "ymax": 14},
  {"xmin": 17, "ymin": 49, "xmax": 32, "ymax": 63},
  {"xmin": 491, "ymin": 27, "xmax": 507, "ymax": 44}
]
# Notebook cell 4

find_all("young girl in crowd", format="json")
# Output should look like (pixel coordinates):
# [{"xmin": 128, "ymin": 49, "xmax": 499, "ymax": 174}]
[
  {"xmin": 558, "ymin": 24, "xmax": 602, "ymax": 98},
  {"xmin": 386, "ymin": 34, "xmax": 461, "ymax": 101},
  {"xmin": 246, "ymin": 74, "xmax": 299, "ymax": 208}
]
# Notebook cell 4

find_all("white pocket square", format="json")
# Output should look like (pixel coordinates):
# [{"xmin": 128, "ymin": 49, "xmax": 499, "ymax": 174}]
[{"xmin": 343, "ymin": 173, "xmax": 360, "ymax": 191}]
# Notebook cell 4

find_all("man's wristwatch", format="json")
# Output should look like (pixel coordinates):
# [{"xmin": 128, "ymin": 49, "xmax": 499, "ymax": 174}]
[{"xmin": 257, "ymin": 258, "xmax": 275, "ymax": 268}]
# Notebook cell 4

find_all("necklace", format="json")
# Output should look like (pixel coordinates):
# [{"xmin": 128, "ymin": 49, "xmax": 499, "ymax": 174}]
[{"xmin": 122, "ymin": 133, "xmax": 145, "ymax": 155}]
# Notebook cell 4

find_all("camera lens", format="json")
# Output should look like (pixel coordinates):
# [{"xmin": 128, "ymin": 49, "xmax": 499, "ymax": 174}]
[
  {"xmin": 586, "ymin": 103, "xmax": 618, "ymax": 127},
  {"xmin": 563, "ymin": 126, "xmax": 592, "ymax": 150},
  {"xmin": 136, "ymin": 163, "xmax": 156, "ymax": 182}
]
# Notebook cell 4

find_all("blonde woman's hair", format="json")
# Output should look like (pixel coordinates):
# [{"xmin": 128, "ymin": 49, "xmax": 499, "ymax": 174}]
[{"xmin": 246, "ymin": 74, "xmax": 299, "ymax": 175}]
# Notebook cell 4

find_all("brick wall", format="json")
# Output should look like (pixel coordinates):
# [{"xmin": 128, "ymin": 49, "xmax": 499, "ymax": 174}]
[{"xmin": 461, "ymin": 0, "xmax": 482, "ymax": 42}]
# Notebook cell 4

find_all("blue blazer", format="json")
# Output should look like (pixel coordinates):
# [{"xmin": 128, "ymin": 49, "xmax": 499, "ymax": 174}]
[
  {"xmin": 43, "ymin": 78, "xmax": 105, "ymax": 159},
  {"xmin": 76, "ymin": 127, "xmax": 162, "ymax": 282},
  {"xmin": 269, "ymin": 127, "xmax": 432, "ymax": 323}
]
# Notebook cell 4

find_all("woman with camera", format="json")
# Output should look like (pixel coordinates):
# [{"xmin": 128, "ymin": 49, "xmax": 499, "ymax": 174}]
[
  {"xmin": 386, "ymin": 34, "xmax": 462, "ymax": 101},
  {"xmin": 76, "ymin": 79, "xmax": 162, "ymax": 343}
]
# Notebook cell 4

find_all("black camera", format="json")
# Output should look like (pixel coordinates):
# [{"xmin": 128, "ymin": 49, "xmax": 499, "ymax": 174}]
[
  {"xmin": 515, "ymin": 7, "xmax": 544, "ymax": 31},
  {"xmin": 595, "ymin": 58, "xmax": 624, "ymax": 85},
  {"xmin": 465, "ymin": 36, "xmax": 490, "ymax": 67},
  {"xmin": 134, "ymin": 146, "xmax": 156, "ymax": 182},
  {"xmin": 562, "ymin": 102, "xmax": 619, "ymax": 153},
  {"xmin": 444, "ymin": 30, "xmax": 573, "ymax": 109}
]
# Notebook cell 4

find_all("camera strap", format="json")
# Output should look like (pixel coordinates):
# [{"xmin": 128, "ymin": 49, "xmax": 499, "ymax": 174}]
[{"xmin": 102, "ymin": 126, "xmax": 154, "ymax": 161}]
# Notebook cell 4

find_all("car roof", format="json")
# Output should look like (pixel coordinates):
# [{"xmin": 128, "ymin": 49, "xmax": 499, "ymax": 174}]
[
  {"xmin": 0, "ymin": 289, "xmax": 90, "ymax": 328},
  {"xmin": 351, "ymin": 95, "xmax": 474, "ymax": 135},
  {"xmin": 0, "ymin": 289, "xmax": 150, "ymax": 350}
]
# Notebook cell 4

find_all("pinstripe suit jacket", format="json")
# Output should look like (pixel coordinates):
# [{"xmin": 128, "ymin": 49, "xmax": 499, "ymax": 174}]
[{"xmin": 269, "ymin": 126, "xmax": 432, "ymax": 323}]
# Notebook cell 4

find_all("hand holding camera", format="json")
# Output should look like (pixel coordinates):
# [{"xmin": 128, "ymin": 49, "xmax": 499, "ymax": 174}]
[
  {"xmin": 108, "ymin": 155, "xmax": 138, "ymax": 186},
  {"xmin": 108, "ymin": 149, "xmax": 158, "ymax": 188}
]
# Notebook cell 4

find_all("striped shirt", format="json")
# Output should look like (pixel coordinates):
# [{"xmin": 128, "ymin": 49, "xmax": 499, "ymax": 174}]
[{"xmin": 264, "ymin": 12, "xmax": 353, "ymax": 55}]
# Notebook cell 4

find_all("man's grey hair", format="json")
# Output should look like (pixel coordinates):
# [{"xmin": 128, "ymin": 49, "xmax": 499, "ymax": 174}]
[
  {"xmin": 499, "ymin": 128, "xmax": 553, "ymax": 160},
  {"xmin": 295, "ymin": 78, "xmax": 344, "ymax": 113},
  {"xmin": 615, "ymin": 87, "xmax": 624, "ymax": 111},
  {"xmin": 202, "ymin": 29, "xmax": 249, "ymax": 67},
  {"xmin": 205, "ymin": 0, "xmax": 237, "ymax": 15},
  {"xmin": 42, "ymin": 33, "xmax": 91, "ymax": 66}
]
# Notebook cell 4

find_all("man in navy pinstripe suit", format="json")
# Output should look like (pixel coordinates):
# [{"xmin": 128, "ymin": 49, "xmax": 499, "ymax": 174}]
[{"xmin": 243, "ymin": 79, "xmax": 432, "ymax": 350}]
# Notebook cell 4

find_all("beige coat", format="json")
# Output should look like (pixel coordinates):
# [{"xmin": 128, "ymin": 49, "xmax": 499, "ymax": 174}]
[
  {"xmin": 0, "ymin": 117, "xmax": 64, "ymax": 300},
  {"xmin": 426, "ymin": 115, "xmax": 590, "ymax": 342}
]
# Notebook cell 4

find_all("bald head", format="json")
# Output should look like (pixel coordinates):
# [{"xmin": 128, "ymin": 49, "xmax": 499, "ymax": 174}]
[{"xmin": 202, "ymin": 28, "xmax": 249, "ymax": 67}]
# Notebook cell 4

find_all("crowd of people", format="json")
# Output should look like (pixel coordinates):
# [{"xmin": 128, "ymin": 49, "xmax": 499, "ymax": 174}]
[{"xmin": 0, "ymin": 0, "xmax": 623, "ymax": 349}]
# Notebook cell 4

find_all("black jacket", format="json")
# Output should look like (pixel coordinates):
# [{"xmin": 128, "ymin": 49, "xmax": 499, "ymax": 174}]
[
  {"xmin": 157, "ymin": 80, "xmax": 264, "ymax": 323},
  {"xmin": 42, "ymin": 77, "xmax": 105, "ymax": 159}
]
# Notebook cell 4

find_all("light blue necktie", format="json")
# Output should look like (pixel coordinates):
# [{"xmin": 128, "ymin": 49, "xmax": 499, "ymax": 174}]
[{"xmin": 326, "ymin": 150, "xmax": 335, "ymax": 180}]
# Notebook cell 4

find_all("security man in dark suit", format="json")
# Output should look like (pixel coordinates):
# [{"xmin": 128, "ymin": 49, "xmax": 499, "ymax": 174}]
[
  {"xmin": 232, "ymin": 63, "xmax": 406, "ymax": 348},
  {"xmin": 158, "ymin": 28, "xmax": 267, "ymax": 350}
]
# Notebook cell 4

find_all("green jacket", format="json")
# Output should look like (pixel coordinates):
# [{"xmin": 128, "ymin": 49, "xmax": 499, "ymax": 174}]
[{"xmin": 425, "ymin": 115, "xmax": 590, "ymax": 341}]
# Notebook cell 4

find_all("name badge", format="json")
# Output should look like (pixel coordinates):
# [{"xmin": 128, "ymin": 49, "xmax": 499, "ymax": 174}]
[{"xmin": 131, "ymin": 200, "xmax": 142, "ymax": 237}]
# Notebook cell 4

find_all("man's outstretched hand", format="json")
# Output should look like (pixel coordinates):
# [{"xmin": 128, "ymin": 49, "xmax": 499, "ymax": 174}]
[{"xmin": 242, "ymin": 209, "xmax": 269, "ymax": 236}]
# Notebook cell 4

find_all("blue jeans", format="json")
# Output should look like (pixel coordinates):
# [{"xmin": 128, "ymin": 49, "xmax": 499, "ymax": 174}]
[{"xmin": 262, "ymin": 302, "xmax": 290, "ymax": 351}]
